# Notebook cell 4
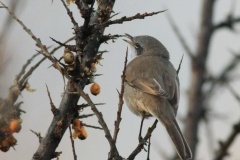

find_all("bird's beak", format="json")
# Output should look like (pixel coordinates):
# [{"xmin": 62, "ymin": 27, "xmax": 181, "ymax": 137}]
[{"xmin": 123, "ymin": 33, "xmax": 134, "ymax": 46}]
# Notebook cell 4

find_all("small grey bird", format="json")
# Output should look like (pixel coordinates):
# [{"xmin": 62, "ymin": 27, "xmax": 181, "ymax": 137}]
[{"xmin": 123, "ymin": 34, "xmax": 192, "ymax": 160}]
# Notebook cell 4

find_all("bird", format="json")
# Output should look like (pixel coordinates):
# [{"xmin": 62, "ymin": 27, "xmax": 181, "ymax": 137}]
[{"xmin": 123, "ymin": 34, "xmax": 192, "ymax": 160}]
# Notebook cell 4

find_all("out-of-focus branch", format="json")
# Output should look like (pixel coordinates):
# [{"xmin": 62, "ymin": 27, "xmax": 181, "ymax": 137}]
[
  {"xmin": 227, "ymin": 84, "xmax": 240, "ymax": 104},
  {"xmin": 128, "ymin": 119, "xmax": 158, "ymax": 160},
  {"xmin": 112, "ymin": 48, "xmax": 128, "ymax": 143},
  {"xmin": 184, "ymin": 0, "xmax": 216, "ymax": 158},
  {"xmin": 166, "ymin": 13, "xmax": 194, "ymax": 60},
  {"xmin": 214, "ymin": 120, "xmax": 240, "ymax": 160},
  {"xmin": 205, "ymin": 52, "xmax": 240, "ymax": 101},
  {"xmin": 214, "ymin": 17, "xmax": 240, "ymax": 30}
]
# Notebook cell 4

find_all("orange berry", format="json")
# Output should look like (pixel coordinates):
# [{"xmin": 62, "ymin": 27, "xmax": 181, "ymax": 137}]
[
  {"xmin": 0, "ymin": 140, "xmax": 10, "ymax": 152},
  {"xmin": 6, "ymin": 135, "xmax": 17, "ymax": 146},
  {"xmin": 9, "ymin": 119, "xmax": 21, "ymax": 133},
  {"xmin": 90, "ymin": 83, "xmax": 100, "ymax": 96},
  {"xmin": 78, "ymin": 126, "xmax": 88, "ymax": 140}
]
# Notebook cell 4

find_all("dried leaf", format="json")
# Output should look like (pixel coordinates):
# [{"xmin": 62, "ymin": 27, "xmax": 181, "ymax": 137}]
[
  {"xmin": 26, "ymin": 83, "xmax": 36, "ymax": 92},
  {"xmin": 66, "ymin": 0, "xmax": 75, "ymax": 5}
]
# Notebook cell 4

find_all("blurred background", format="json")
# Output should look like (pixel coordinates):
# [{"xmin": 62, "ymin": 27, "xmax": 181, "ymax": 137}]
[{"xmin": 0, "ymin": 0, "xmax": 240, "ymax": 159}]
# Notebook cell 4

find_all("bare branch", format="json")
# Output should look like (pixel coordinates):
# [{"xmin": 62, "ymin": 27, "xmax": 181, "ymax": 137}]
[
  {"xmin": 214, "ymin": 120, "xmax": 240, "ymax": 160},
  {"xmin": 166, "ymin": 13, "xmax": 194, "ymax": 59},
  {"xmin": 113, "ymin": 48, "xmax": 128, "ymax": 143}
]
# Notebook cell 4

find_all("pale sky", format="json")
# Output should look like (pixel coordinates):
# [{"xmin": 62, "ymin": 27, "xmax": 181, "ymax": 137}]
[{"xmin": 1, "ymin": 0, "xmax": 240, "ymax": 160}]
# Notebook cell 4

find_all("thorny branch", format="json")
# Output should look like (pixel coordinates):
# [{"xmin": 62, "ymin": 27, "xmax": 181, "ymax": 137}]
[
  {"xmin": 113, "ymin": 48, "xmax": 128, "ymax": 143},
  {"xmin": 92, "ymin": 10, "xmax": 167, "ymax": 31},
  {"xmin": 1, "ymin": 0, "xmax": 168, "ymax": 159}
]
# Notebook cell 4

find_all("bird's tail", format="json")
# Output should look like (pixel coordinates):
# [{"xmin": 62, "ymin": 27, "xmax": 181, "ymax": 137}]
[
  {"xmin": 150, "ymin": 102, "xmax": 192, "ymax": 160},
  {"xmin": 163, "ymin": 117, "xmax": 192, "ymax": 160}
]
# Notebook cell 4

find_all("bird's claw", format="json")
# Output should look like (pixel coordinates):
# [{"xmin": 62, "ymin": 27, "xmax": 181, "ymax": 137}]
[{"xmin": 138, "ymin": 136, "xmax": 148, "ymax": 152}]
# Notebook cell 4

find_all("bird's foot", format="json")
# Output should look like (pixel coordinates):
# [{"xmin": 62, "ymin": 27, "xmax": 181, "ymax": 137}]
[{"xmin": 138, "ymin": 136, "xmax": 148, "ymax": 152}]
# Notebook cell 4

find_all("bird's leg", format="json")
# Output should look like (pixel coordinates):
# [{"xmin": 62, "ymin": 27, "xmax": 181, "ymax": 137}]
[
  {"xmin": 138, "ymin": 115, "xmax": 145, "ymax": 143},
  {"xmin": 138, "ymin": 113, "xmax": 148, "ymax": 152}
]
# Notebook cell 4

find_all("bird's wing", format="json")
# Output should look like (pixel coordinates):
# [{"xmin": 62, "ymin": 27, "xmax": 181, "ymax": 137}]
[{"xmin": 127, "ymin": 77, "xmax": 170, "ymax": 98}]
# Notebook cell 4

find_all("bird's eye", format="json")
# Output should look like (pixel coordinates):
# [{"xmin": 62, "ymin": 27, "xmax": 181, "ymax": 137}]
[{"xmin": 135, "ymin": 43, "xmax": 140, "ymax": 49}]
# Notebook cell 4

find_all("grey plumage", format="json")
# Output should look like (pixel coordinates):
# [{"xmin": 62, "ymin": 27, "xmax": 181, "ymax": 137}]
[{"xmin": 123, "ymin": 35, "xmax": 192, "ymax": 160}]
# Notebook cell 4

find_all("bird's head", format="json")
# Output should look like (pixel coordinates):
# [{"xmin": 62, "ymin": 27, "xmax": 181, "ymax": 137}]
[{"xmin": 123, "ymin": 34, "xmax": 169, "ymax": 60}]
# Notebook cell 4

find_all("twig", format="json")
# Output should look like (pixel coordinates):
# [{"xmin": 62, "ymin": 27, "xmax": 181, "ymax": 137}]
[
  {"xmin": 176, "ymin": 54, "xmax": 184, "ymax": 75},
  {"xmin": 92, "ymin": 10, "xmax": 167, "ymax": 31},
  {"xmin": 113, "ymin": 48, "xmax": 128, "ymax": 143},
  {"xmin": 147, "ymin": 137, "xmax": 151, "ymax": 160},
  {"xmin": 50, "ymin": 37, "xmax": 77, "ymax": 52},
  {"xmin": 98, "ymin": 50, "xmax": 109, "ymax": 54},
  {"xmin": 166, "ymin": 13, "xmax": 194, "ymax": 59},
  {"xmin": 109, "ymin": 12, "xmax": 120, "ymax": 20},
  {"xmin": 45, "ymin": 84, "xmax": 58, "ymax": 115},
  {"xmin": 74, "ymin": 82, "xmax": 120, "ymax": 158},
  {"xmin": 68, "ymin": 115, "xmax": 77, "ymax": 160},
  {"xmin": 30, "ymin": 129, "xmax": 42, "ymax": 143},
  {"xmin": 78, "ymin": 114, "xmax": 95, "ymax": 119},
  {"xmin": 100, "ymin": 34, "xmax": 122, "ymax": 43},
  {"xmin": 214, "ymin": 120, "xmax": 240, "ymax": 160},
  {"xmin": 77, "ymin": 103, "xmax": 106, "ymax": 110},
  {"xmin": 81, "ymin": 123, "xmax": 103, "ymax": 130},
  {"xmin": 128, "ymin": 119, "xmax": 158, "ymax": 160}
]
